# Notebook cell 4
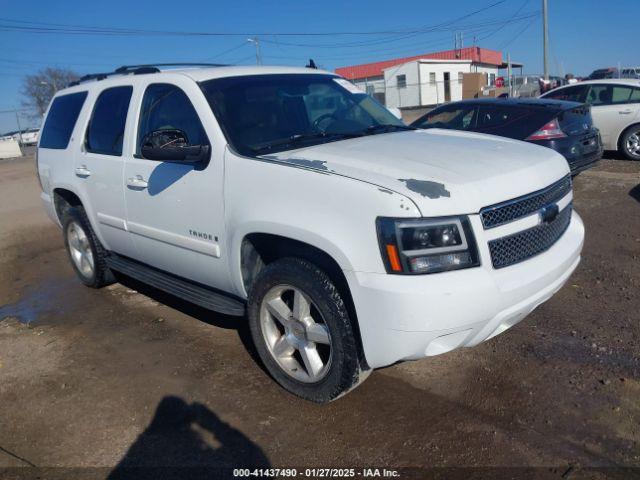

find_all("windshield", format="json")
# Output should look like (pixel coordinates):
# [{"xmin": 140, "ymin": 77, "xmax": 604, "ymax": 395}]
[{"xmin": 200, "ymin": 74, "xmax": 406, "ymax": 155}]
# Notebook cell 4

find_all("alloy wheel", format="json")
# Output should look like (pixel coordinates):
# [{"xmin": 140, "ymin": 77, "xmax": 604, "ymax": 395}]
[
  {"xmin": 626, "ymin": 131, "xmax": 640, "ymax": 157},
  {"xmin": 67, "ymin": 221, "xmax": 95, "ymax": 278},
  {"xmin": 259, "ymin": 284, "xmax": 332, "ymax": 383}
]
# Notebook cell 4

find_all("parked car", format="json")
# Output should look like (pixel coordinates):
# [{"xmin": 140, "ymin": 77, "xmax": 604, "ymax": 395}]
[
  {"xmin": 510, "ymin": 75, "xmax": 542, "ymax": 98},
  {"xmin": 540, "ymin": 79, "xmax": 640, "ymax": 160},
  {"xmin": 37, "ymin": 64, "xmax": 584, "ymax": 402},
  {"xmin": 587, "ymin": 68, "xmax": 619, "ymax": 80},
  {"xmin": 621, "ymin": 67, "xmax": 640, "ymax": 80},
  {"xmin": 18, "ymin": 128, "xmax": 40, "ymax": 146},
  {"xmin": 410, "ymin": 98, "xmax": 602, "ymax": 175}
]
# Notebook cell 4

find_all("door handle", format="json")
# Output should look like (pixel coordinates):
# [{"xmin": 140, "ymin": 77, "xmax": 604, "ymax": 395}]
[
  {"xmin": 126, "ymin": 175, "xmax": 148, "ymax": 190},
  {"xmin": 619, "ymin": 109, "xmax": 633, "ymax": 114},
  {"xmin": 75, "ymin": 165, "xmax": 91, "ymax": 178}
]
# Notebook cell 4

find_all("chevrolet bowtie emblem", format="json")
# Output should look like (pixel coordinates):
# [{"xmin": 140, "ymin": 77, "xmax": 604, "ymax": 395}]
[{"xmin": 539, "ymin": 204, "xmax": 559, "ymax": 224}]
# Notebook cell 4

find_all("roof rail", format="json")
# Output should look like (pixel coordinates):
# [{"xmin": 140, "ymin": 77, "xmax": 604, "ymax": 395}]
[
  {"xmin": 115, "ymin": 63, "xmax": 228, "ymax": 73},
  {"xmin": 68, "ymin": 63, "xmax": 228, "ymax": 87}
]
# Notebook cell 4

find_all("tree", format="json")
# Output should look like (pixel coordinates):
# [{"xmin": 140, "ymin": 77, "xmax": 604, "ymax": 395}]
[{"xmin": 21, "ymin": 67, "xmax": 80, "ymax": 120}]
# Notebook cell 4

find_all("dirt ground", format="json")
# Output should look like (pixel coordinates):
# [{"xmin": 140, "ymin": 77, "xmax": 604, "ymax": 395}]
[{"xmin": 0, "ymin": 153, "xmax": 638, "ymax": 479}]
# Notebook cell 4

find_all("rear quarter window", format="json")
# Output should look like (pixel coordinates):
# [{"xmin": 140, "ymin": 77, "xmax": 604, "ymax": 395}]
[{"xmin": 40, "ymin": 92, "xmax": 88, "ymax": 149}]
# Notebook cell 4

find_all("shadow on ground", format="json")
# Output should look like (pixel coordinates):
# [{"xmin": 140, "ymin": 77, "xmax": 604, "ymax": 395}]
[
  {"xmin": 107, "ymin": 396, "xmax": 270, "ymax": 480},
  {"xmin": 629, "ymin": 184, "xmax": 640, "ymax": 203},
  {"xmin": 114, "ymin": 273, "xmax": 263, "ymax": 369}
]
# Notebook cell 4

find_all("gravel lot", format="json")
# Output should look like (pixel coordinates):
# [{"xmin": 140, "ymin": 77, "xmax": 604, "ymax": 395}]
[{"xmin": 0, "ymin": 153, "xmax": 638, "ymax": 478}]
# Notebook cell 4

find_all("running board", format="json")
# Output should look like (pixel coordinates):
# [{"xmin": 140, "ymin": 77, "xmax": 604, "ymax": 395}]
[{"xmin": 106, "ymin": 253, "xmax": 246, "ymax": 317}]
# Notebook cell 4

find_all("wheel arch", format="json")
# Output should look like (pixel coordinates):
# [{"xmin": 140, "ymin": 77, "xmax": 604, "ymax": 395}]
[
  {"xmin": 239, "ymin": 231, "xmax": 368, "ymax": 369},
  {"xmin": 617, "ymin": 122, "xmax": 640, "ymax": 153},
  {"xmin": 53, "ymin": 187, "xmax": 83, "ymax": 221}
]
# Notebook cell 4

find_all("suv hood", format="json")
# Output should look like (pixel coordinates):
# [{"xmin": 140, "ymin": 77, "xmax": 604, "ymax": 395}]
[{"xmin": 260, "ymin": 129, "xmax": 570, "ymax": 216}]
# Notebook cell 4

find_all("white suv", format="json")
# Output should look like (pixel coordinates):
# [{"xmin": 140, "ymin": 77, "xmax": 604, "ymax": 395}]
[{"xmin": 37, "ymin": 64, "xmax": 584, "ymax": 402}]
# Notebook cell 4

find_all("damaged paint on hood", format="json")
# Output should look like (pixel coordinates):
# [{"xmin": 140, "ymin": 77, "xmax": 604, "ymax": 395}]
[{"xmin": 259, "ymin": 129, "xmax": 570, "ymax": 217}]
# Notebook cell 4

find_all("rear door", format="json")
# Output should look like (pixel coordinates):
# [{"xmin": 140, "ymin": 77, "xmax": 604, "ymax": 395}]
[
  {"xmin": 123, "ymin": 77, "xmax": 232, "ymax": 291},
  {"xmin": 74, "ymin": 85, "xmax": 137, "ymax": 256},
  {"xmin": 585, "ymin": 84, "xmax": 640, "ymax": 149}
]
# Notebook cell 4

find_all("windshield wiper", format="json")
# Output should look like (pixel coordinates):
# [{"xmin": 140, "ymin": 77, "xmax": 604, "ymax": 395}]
[
  {"xmin": 364, "ymin": 124, "xmax": 418, "ymax": 134},
  {"xmin": 252, "ymin": 132, "xmax": 359, "ymax": 154}
]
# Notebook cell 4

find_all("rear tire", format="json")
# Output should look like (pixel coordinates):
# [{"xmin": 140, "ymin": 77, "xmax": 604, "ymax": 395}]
[
  {"xmin": 61, "ymin": 206, "xmax": 115, "ymax": 288},
  {"xmin": 247, "ymin": 257, "xmax": 367, "ymax": 403},
  {"xmin": 620, "ymin": 124, "xmax": 640, "ymax": 160}
]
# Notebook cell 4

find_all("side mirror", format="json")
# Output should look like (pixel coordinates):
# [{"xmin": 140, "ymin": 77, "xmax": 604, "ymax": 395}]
[
  {"xmin": 140, "ymin": 129, "xmax": 209, "ymax": 163},
  {"xmin": 387, "ymin": 107, "xmax": 403, "ymax": 120}
]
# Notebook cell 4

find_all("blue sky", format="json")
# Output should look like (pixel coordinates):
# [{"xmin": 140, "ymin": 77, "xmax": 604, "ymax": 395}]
[{"xmin": 0, "ymin": 0, "xmax": 637, "ymax": 132}]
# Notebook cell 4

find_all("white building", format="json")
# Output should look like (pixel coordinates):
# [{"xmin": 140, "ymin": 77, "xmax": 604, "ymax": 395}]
[
  {"xmin": 335, "ymin": 47, "xmax": 514, "ymax": 119},
  {"xmin": 383, "ymin": 59, "xmax": 500, "ymax": 109}
]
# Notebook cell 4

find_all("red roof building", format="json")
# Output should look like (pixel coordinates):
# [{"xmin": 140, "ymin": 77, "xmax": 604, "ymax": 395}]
[{"xmin": 335, "ymin": 46, "xmax": 503, "ymax": 80}]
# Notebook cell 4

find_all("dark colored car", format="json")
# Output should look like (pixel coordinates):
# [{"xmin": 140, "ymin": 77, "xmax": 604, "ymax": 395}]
[
  {"xmin": 588, "ymin": 67, "xmax": 619, "ymax": 80},
  {"xmin": 410, "ymin": 98, "xmax": 603, "ymax": 175}
]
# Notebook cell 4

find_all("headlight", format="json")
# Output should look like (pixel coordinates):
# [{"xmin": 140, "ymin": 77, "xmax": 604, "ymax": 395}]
[{"xmin": 376, "ymin": 216, "xmax": 480, "ymax": 274}]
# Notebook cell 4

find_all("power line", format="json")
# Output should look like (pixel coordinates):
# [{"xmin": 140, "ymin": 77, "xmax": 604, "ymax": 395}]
[{"xmin": 0, "ymin": 1, "xmax": 508, "ymax": 38}]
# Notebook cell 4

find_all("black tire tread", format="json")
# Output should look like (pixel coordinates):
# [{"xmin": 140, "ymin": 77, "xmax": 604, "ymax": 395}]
[
  {"xmin": 247, "ymin": 257, "xmax": 364, "ymax": 403},
  {"xmin": 61, "ymin": 206, "xmax": 115, "ymax": 288},
  {"xmin": 620, "ymin": 123, "xmax": 640, "ymax": 161}
]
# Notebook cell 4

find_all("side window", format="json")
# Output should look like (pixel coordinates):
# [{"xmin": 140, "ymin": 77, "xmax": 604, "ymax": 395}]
[
  {"xmin": 137, "ymin": 84, "xmax": 208, "ymax": 154},
  {"xmin": 40, "ymin": 92, "xmax": 88, "ymax": 149},
  {"xmin": 629, "ymin": 88, "xmax": 640, "ymax": 103},
  {"xmin": 416, "ymin": 106, "xmax": 475, "ymax": 130},
  {"xmin": 86, "ymin": 86, "xmax": 133, "ymax": 156},
  {"xmin": 586, "ymin": 85, "xmax": 613, "ymax": 106},
  {"xmin": 396, "ymin": 75, "xmax": 407, "ymax": 89},
  {"xmin": 544, "ymin": 85, "xmax": 587, "ymax": 102},
  {"xmin": 611, "ymin": 86, "xmax": 634, "ymax": 104}
]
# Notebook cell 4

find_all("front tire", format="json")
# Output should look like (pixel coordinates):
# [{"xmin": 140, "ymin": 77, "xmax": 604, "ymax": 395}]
[
  {"xmin": 621, "ymin": 124, "xmax": 640, "ymax": 160},
  {"xmin": 247, "ymin": 258, "xmax": 366, "ymax": 403},
  {"xmin": 61, "ymin": 206, "xmax": 115, "ymax": 288}
]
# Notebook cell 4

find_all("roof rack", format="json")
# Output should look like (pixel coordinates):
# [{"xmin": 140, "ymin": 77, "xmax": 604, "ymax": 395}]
[{"xmin": 68, "ymin": 63, "xmax": 228, "ymax": 87}]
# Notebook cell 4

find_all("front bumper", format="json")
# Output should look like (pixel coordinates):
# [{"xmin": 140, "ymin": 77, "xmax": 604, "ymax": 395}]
[{"xmin": 346, "ymin": 210, "xmax": 584, "ymax": 369}]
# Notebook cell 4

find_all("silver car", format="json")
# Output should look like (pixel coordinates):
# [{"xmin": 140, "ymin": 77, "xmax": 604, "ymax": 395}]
[
  {"xmin": 622, "ymin": 67, "xmax": 640, "ymax": 80},
  {"xmin": 541, "ymin": 79, "xmax": 640, "ymax": 160}
]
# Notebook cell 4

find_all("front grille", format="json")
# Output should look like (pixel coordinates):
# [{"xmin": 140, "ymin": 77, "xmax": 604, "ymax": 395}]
[
  {"xmin": 480, "ymin": 175, "xmax": 572, "ymax": 229},
  {"xmin": 488, "ymin": 204, "xmax": 572, "ymax": 269}
]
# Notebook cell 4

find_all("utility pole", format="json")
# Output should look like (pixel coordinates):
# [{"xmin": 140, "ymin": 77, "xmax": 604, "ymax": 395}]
[
  {"xmin": 507, "ymin": 53, "xmax": 512, "ymax": 97},
  {"xmin": 248, "ymin": 37, "xmax": 262, "ymax": 65},
  {"xmin": 543, "ymin": 0, "xmax": 549, "ymax": 80},
  {"xmin": 14, "ymin": 109, "xmax": 23, "ymax": 144}
]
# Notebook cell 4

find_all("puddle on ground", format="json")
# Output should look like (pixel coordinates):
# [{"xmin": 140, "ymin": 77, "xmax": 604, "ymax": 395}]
[{"xmin": 0, "ymin": 278, "xmax": 76, "ymax": 325}]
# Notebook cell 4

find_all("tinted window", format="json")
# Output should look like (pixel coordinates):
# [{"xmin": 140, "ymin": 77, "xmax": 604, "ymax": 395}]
[
  {"xmin": 630, "ymin": 88, "xmax": 640, "ymax": 103},
  {"xmin": 413, "ymin": 106, "xmax": 476, "ymax": 130},
  {"xmin": 137, "ymin": 84, "xmax": 208, "ymax": 154},
  {"xmin": 586, "ymin": 85, "xmax": 613, "ymax": 105},
  {"xmin": 543, "ymin": 85, "xmax": 587, "ymax": 102},
  {"xmin": 86, "ymin": 86, "xmax": 132, "ymax": 156},
  {"xmin": 474, "ymin": 105, "xmax": 555, "ymax": 139},
  {"xmin": 40, "ymin": 92, "xmax": 88, "ymax": 149}
]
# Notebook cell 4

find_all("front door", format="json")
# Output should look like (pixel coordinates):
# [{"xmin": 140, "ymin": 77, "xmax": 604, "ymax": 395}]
[
  {"xmin": 74, "ymin": 85, "xmax": 137, "ymax": 257},
  {"xmin": 123, "ymin": 79, "xmax": 231, "ymax": 291}
]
